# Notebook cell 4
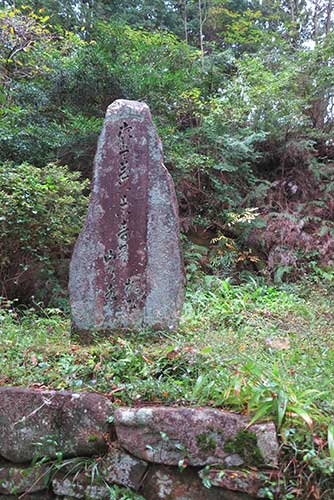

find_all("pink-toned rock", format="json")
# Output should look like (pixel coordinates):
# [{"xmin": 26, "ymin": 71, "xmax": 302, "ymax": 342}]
[
  {"xmin": 0, "ymin": 387, "xmax": 113, "ymax": 463},
  {"xmin": 114, "ymin": 406, "xmax": 278, "ymax": 467},
  {"xmin": 69, "ymin": 99, "xmax": 185, "ymax": 339},
  {"xmin": 0, "ymin": 463, "xmax": 47, "ymax": 495},
  {"xmin": 198, "ymin": 468, "xmax": 277, "ymax": 498},
  {"xmin": 141, "ymin": 465, "xmax": 254, "ymax": 500}
]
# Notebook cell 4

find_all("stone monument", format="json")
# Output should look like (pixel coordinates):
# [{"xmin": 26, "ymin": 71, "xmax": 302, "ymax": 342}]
[{"xmin": 69, "ymin": 100, "xmax": 185, "ymax": 338}]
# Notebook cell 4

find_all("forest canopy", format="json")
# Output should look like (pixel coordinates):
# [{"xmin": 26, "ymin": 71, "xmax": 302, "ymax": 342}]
[{"xmin": 1, "ymin": 0, "xmax": 334, "ymax": 303}]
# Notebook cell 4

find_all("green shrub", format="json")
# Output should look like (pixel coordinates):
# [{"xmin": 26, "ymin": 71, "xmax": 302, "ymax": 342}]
[{"xmin": 0, "ymin": 162, "xmax": 89, "ymax": 305}]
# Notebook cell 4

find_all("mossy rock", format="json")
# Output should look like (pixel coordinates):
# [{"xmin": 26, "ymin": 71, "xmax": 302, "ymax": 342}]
[{"xmin": 224, "ymin": 429, "xmax": 263, "ymax": 467}]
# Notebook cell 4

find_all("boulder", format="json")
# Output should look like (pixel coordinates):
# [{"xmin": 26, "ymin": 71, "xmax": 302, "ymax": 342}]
[
  {"xmin": 100, "ymin": 443, "xmax": 148, "ymax": 490},
  {"xmin": 0, "ymin": 388, "xmax": 113, "ymax": 463},
  {"xmin": 114, "ymin": 406, "xmax": 278, "ymax": 467},
  {"xmin": 52, "ymin": 477, "xmax": 110, "ymax": 500}
]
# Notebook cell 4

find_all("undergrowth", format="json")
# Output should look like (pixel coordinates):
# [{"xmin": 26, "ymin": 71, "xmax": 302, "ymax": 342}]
[{"xmin": 1, "ymin": 270, "xmax": 334, "ymax": 498}]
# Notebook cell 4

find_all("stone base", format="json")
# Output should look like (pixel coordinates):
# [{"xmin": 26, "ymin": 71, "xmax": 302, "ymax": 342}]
[
  {"xmin": 70, "ymin": 323, "xmax": 173, "ymax": 344},
  {"xmin": 0, "ymin": 387, "xmax": 279, "ymax": 499}
]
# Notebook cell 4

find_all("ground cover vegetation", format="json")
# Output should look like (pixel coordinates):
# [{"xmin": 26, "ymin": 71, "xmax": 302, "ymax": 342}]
[
  {"xmin": 1, "ymin": 272, "xmax": 334, "ymax": 498},
  {"xmin": 1, "ymin": 0, "xmax": 334, "ymax": 498}
]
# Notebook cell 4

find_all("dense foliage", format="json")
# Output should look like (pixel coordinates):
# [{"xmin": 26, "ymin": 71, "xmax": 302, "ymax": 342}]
[
  {"xmin": 0, "ymin": 162, "xmax": 88, "ymax": 304},
  {"xmin": 1, "ymin": 1, "xmax": 334, "ymax": 300},
  {"xmin": 1, "ymin": 1, "xmax": 334, "ymax": 302}
]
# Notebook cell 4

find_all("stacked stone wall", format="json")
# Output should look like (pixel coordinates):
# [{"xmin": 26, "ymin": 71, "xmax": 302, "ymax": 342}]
[{"xmin": 0, "ymin": 387, "xmax": 279, "ymax": 499}]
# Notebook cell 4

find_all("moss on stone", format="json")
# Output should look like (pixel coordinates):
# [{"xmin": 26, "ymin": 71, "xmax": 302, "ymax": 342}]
[
  {"xmin": 88, "ymin": 434, "xmax": 99, "ymax": 443},
  {"xmin": 224, "ymin": 429, "xmax": 263, "ymax": 466},
  {"xmin": 196, "ymin": 432, "xmax": 217, "ymax": 453}
]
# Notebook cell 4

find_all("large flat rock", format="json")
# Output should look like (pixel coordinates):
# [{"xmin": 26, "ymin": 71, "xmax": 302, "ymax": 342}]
[
  {"xmin": 114, "ymin": 406, "xmax": 278, "ymax": 467},
  {"xmin": 69, "ymin": 99, "xmax": 185, "ymax": 338},
  {"xmin": 0, "ymin": 388, "xmax": 113, "ymax": 463}
]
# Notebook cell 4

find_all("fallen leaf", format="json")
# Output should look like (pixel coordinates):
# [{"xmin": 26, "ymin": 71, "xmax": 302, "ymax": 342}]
[
  {"xmin": 31, "ymin": 354, "xmax": 38, "ymax": 366},
  {"xmin": 265, "ymin": 338, "xmax": 290, "ymax": 350}
]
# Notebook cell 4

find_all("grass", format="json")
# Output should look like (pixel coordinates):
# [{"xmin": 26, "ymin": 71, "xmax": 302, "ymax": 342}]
[
  {"xmin": 1, "ymin": 274, "xmax": 333, "ymax": 414},
  {"xmin": 1, "ymin": 271, "xmax": 334, "ymax": 497}
]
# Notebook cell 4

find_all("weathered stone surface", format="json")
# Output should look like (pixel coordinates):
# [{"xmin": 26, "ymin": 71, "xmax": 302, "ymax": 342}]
[
  {"xmin": 198, "ymin": 468, "xmax": 276, "ymax": 499},
  {"xmin": 114, "ymin": 406, "xmax": 278, "ymax": 467},
  {"xmin": 100, "ymin": 443, "xmax": 148, "ymax": 490},
  {"xmin": 141, "ymin": 465, "xmax": 254, "ymax": 500},
  {"xmin": 69, "ymin": 99, "xmax": 185, "ymax": 337},
  {"xmin": 52, "ymin": 480, "xmax": 102, "ymax": 499},
  {"xmin": 0, "ymin": 463, "xmax": 47, "ymax": 495},
  {"xmin": 52, "ymin": 477, "xmax": 110, "ymax": 499},
  {"xmin": 0, "ymin": 388, "xmax": 113, "ymax": 463}
]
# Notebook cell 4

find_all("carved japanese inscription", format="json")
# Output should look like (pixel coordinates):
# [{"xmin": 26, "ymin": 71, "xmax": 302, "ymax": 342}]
[{"xmin": 69, "ymin": 100, "xmax": 185, "ymax": 338}]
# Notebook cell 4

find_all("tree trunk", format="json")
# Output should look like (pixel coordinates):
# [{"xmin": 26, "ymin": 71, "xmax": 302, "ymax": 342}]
[
  {"xmin": 183, "ymin": 0, "xmax": 188, "ymax": 43},
  {"xmin": 326, "ymin": 0, "xmax": 333, "ymax": 34},
  {"xmin": 313, "ymin": 0, "xmax": 320, "ymax": 42},
  {"xmin": 290, "ymin": 0, "xmax": 295, "ymax": 23},
  {"xmin": 199, "ymin": 0, "xmax": 204, "ymax": 69}
]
